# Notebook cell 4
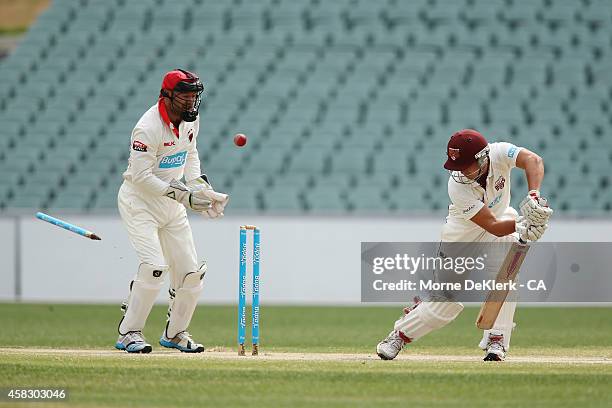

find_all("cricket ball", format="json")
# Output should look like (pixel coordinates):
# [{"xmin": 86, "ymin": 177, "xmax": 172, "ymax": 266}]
[{"xmin": 234, "ymin": 133, "xmax": 247, "ymax": 147}]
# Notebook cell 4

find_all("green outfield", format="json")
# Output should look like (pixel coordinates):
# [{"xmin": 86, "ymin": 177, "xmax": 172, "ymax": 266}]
[{"xmin": 1, "ymin": 304, "xmax": 611, "ymax": 407}]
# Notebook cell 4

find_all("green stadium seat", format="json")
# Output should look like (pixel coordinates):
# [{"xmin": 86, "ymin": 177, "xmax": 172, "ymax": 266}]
[
  {"xmin": 90, "ymin": 192, "xmax": 119, "ymax": 210},
  {"xmin": 271, "ymin": 173, "xmax": 311, "ymax": 189},
  {"xmin": 286, "ymin": 146, "xmax": 329, "ymax": 173},
  {"xmin": 389, "ymin": 190, "xmax": 429, "ymax": 211},
  {"xmin": 205, "ymin": 148, "xmax": 248, "ymax": 173},
  {"xmin": 48, "ymin": 191, "xmax": 92, "ymax": 211},
  {"xmin": 577, "ymin": 2, "xmax": 610, "ymax": 28},
  {"xmin": 304, "ymin": 186, "xmax": 347, "ymax": 212},
  {"xmin": 227, "ymin": 186, "xmax": 261, "ymax": 211},
  {"xmin": 371, "ymin": 149, "xmax": 409, "ymax": 174},
  {"xmin": 381, "ymin": 1, "xmax": 425, "ymax": 27},
  {"xmin": 459, "ymin": 2, "xmax": 503, "ymax": 28},
  {"xmin": 243, "ymin": 148, "xmax": 287, "ymax": 173},
  {"xmin": 261, "ymin": 185, "xmax": 302, "ymax": 212},
  {"xmin": 330, "ymin": 147, "xmax": 370, "ymax": 174},
  {"xmin": 7, "ymin": 181, "xmax": 53, "ymax": 208},
  {"xmin": 0, "ymin": 0, "xmax": 609, "ymax": 215},
  {"xmin": 500, "ymin": 3, "xmax": 538, "ymax": 28}
]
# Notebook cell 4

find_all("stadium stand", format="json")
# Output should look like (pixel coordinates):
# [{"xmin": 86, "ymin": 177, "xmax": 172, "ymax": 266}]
[{"xmin": 0, "ymin": 0, "xmax": 610, "ymax": 214}]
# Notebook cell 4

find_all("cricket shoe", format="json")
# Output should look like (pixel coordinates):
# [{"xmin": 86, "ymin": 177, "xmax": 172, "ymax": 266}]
[
  {"xmin": 376, "ymin": 330, "xmax": 408, "ymax": 360},
  {"xmin": 483, "ymin": 333, "xmax": 506, "ymax": 361},
  {"xmin": 160, "ymin": 331, "xmax": 204, "ymax": 353},
  {"xmin": 376, "ymin": 298, "xmax": 420, "ymax": 360},
  {"xmin": 115, "ymin": 331, "xmax": 152, "ymax": 353}
]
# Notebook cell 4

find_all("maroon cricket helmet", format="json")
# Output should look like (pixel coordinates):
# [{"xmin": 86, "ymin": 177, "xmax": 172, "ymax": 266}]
[{"xmin": 443, "ymin": 129, "xmax": 489, "ymax": 171}]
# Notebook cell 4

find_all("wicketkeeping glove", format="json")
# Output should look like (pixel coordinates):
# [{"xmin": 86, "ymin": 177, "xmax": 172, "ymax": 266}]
[
  {"xmin": 186, "ymin": 174, "xmax": 230, "ymax": 217},
  {"xmin": 165, "ymin": 179, "xmax": 215, "ymax": 212}
]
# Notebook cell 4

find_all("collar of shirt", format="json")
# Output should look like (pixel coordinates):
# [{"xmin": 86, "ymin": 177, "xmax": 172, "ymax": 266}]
[{"xmin": 158, "ymin": 98, "xmax": 180, "ymax": 138}]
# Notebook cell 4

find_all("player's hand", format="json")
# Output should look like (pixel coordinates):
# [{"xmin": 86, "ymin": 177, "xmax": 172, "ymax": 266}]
[
  {"xmin": 200, "ymin": 207, "xmax": 224, "ymax": 219},
  {"xmin": 187, "ymin": 174, "xmax": 214, "ymax": 191},
  {"xmin": 165, "ymin": 179, "xmax": 214, "ymax": 212},
  {"xmin": 187, "ymin": 174, "xmax": 230, "ymax": 213},
  {"xmin": 200, "ymin": 199, "xmax": 226, "ymax": 218},
  {"xmin": 515, "ymin": 216, "xmax": 547, "ymax": 242},
  {"xmin": 520, "ymin": 190, "xmax": 553, "ymax": 225}
]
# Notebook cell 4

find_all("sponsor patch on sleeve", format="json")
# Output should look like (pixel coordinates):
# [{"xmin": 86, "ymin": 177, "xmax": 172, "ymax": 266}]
[
  {"xmin": 462, "ymin": 204, "xmax": 476, "ymax": 214},
  {"xmin": 132, "ymin": 140, "xmax": 148, "ymax": 152},
  {"xmin": 508, "ymin": 146, "xmax": 517, "ymax": 158}
]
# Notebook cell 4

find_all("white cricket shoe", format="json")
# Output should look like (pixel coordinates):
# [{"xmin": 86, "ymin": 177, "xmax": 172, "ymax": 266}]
[
  {"xmin": 115, "ymin": 331, "xmax": 152, "ymax": 353},
  {"xmin": 160, "ymin": 331, "xmax": 204, "ymax": 353},
  {"xmin": 376, "ymin": 299, "xmax": 421, "ymax": 360},
  {"xmin": 376, "ymin": 330, "xmax": 407, "ymax": 360},
  {"xmin": 483, "ymin": 333, "xmax": 506, "ymax": 361}
]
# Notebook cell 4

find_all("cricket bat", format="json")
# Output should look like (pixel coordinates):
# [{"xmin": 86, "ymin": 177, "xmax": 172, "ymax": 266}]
[{"xmin": 475, "ymin": 240, "xmax": 529, "ymax": 329}]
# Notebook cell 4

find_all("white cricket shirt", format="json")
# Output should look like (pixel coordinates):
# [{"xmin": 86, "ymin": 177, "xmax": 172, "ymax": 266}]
[
  {"xmin": 122, "ymin": 100, "xmax": 201, "ymax": 196},
  {"xmin": 443, "ymin": 142, "xmax": 522, "ymax": 240}
]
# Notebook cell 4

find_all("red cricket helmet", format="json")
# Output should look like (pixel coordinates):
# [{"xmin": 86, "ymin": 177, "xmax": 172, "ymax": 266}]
[
  {"xmin": 161, "ymin": 69, "xmax": 203, "ymax": 94},
  {"xmin": 443, "ymin": 129, "xmax": 489, "ymax": 171},
  {"xmin": 160, "ymin": 69, "xmax": 204, "ymax": 122}
]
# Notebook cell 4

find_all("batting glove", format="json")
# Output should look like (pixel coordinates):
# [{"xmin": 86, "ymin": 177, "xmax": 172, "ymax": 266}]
[
  {"xmin": 520, "ymin": 190, "xmax": 553, "ymax": 225},
  {"xmin": 515, "ymin": 216, "xmax": 547, "ymax": 242}
]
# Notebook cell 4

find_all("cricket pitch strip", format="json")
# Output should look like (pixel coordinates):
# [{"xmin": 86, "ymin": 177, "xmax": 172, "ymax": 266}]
[{"xmin": 0, "ymin": 348, "xmax": 609, "ymax": 365}]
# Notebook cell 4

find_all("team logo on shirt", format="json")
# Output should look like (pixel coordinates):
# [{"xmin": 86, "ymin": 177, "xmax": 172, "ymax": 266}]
[
  {"xmin": 448, "ymin": 147, "xmax": 460, "ymax": 160},
  {"xmin": 164, "ymin": 141, "xmax": 176, "ymax": 147},
  {"xmin": 132, "ymin": 140, "xmax": 148, "ymax": 152},
  {"xmin": 159, "ymin": 151, "xmax": 187, "ymax": 168},
  {"xmin": 495, "ymin": 176, "xmax": 505, "ymax": 191}
]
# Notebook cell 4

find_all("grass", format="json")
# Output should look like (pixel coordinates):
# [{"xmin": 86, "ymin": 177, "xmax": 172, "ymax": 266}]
[
  {"xmin": 2, "ymin": 355, "xmax": 611, "ymax": 408},
  {"xmin": 2, "ymin": 304, "xmax": 611, "ymax": 355},
  {"xmin": 1, "ymin": 304, "xmax": 611, "ymax": 407}
]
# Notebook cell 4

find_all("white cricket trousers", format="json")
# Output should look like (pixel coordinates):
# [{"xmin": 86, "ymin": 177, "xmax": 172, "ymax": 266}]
[
  {"xmin": 441, "ymin": 206, "xmax": 519, "ymax": 350},
  {"xmin": 117, "ymin": 181, "xmax": 198, "ymax": 289}
]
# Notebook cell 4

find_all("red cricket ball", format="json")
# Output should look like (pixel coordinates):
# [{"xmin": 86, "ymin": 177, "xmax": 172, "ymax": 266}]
[{"xmin": 234, "ymin": 133, "xmax": 247, "ymax": 147}]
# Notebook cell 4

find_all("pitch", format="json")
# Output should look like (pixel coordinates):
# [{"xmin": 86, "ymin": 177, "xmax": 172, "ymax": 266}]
[{"xmin": 1, "ymin": 304, "xmax": 611, "ymax": 407}]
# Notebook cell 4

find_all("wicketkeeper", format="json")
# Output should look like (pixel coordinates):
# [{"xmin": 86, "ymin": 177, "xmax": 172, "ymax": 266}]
[
  {"xmin": 115, "ymin": 69, "xmax": 229, "ymax": 353},
  {"xmin": 376, "ymin": 129, "xmax": 553, "ymax": 361}
]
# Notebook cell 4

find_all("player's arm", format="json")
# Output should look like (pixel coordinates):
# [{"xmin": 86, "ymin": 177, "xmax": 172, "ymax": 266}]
[
  {"xmin": 469, "ymin": 206, "xmax": 515, "ymax": 237},
  {"xmin": 127, "ymin": 127, "xmax": 170, "ymax": 196},
  {"xmin": 515, "ymin": 148, "xmax": 553, "ymax": 225},
  {"xmin": 184, "ymin": 120, "xmax": 201, "ymax": 184},
  {"xmin": 127, "ymin": 127, "xmax": 217, "ymax": 212},
  {"xmin": 470, "ymin": 206, "xmax": 546, "ymax": 241},
  {"xmin": 515, "ymin": 148, "xmax": 544, "ymax": 191}
]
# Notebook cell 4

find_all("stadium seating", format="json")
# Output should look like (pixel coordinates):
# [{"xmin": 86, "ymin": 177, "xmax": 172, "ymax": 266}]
[{"xmin": 0, "ymin": 0, "xmax": 610, "ymax": 215}]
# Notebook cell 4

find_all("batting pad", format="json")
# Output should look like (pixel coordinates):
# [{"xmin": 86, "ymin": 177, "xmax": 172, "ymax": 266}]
[
  {"xmin": 479, "ymin": 300, "xmax": 517, "ymax": 350},
  {"xmin": 165, "ymin": 262, "xmax": 207, "ymax": 338},
  {"xmin": 118, "ymin": 263, "xmax": 168, "ymax": 335},
  {"xmin": 394, "ymin": 301, "xmax": 464, "ymax": 341}
]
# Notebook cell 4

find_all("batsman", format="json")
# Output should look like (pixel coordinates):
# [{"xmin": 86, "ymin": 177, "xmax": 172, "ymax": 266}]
[
  {"xmin": 115, "ymin": 69, "xmax": 229, "ymax": 353},
  {"xmin": 376, "ymin": 129, "xmax": 553, "ymax": 361}
]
